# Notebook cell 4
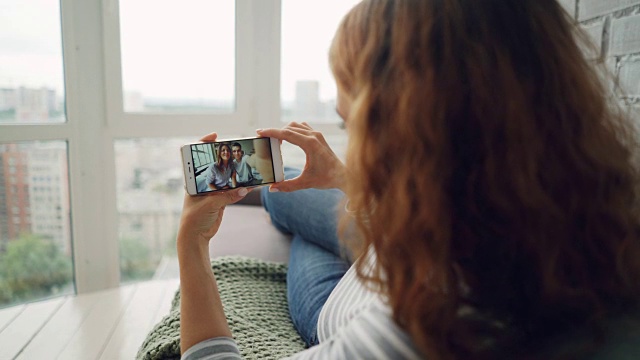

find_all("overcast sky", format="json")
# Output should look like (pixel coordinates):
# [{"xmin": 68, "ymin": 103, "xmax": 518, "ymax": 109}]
[
  {"xmin": 0, "ymin": 0, "xmax": 64, "ymax": 93},
  {"xmin": 0, "ymin": 0, "xmax": 359, "ymax": 102}
]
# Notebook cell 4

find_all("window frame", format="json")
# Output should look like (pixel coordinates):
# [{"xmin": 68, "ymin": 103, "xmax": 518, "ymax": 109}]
[{"xmin": 0, "ymin": 0, "xmax": 344, "ymax": 295}]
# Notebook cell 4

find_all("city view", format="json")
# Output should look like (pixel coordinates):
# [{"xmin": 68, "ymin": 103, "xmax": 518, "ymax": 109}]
[
  {"xmin": 0, "ymin": 0, "xmax": 353, "ymax": 308},
  {"xmin": 0, "ymin": 77, "xmax": 346, "ymax": 307},
  {"xmin": 0, "ymin": 87, "xmax": 65, "ymax": 124},
  {"xmin": 124, "ymin": 79, "xmax": 343, "ymax": 124},
  {"xmin": 0, "ymin": 141, "xmax": 73, "ymax": 307}
]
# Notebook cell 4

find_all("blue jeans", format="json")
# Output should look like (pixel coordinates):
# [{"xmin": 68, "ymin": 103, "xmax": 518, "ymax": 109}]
[{"xmin": 261, "ymin": 168, "xmax": 351, "ymax": 346}]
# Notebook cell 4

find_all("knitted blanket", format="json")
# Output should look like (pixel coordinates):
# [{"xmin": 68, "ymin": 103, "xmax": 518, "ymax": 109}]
[{"xmin": 136, "ymin": 257, "xmax": 307, "ymax": 360}]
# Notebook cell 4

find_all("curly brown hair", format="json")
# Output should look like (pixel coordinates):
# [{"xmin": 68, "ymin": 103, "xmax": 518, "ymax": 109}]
[{"xmin": 331, "ymin": 0, "xmax": 640, "ymax": 358}]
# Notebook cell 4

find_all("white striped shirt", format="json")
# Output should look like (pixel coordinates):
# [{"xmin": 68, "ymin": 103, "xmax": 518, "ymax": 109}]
[{"xmin": 182, "ymin": 254, "xmax": 423, "ymax": 360}]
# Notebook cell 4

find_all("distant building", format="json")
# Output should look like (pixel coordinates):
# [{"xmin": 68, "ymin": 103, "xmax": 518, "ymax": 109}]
[
  {"xmin": 283, "ymin": 80, "xmax": 342, "ymax": 124},
  {"xmin": 293, "ymin": 80, "xmax": 322, "ymax": 121},
  {"xmin": 124, "ymin": 91, "xmax": 145, "ymax": 112},
  {"xmin": 0, "ymin": 87, "xmax": 62, "ymax": 122},
  {"xmin": 0, "ymin": 144, "xmax": 31, "ymax": 251},
  {"xmin": 0, "ymin": 88, "xmax": 17, "ymax": 111},
  {"xmin": 16, "ymin": 87, "xmax": 52, "ymax": 122},
  {"xmin": 115, "ymin": 138, "xmax": 186, "ymax": 258},
  {"xmin": 118, "ymin": 190, "xmax": 182, "ymax": 259},
  {"xmin": 27, "ymin": 143, "xmax": 71, "ymax": 255},
  {"xmin": 0, "ymin": 143, "xmax": 71, "ymax": 254}
]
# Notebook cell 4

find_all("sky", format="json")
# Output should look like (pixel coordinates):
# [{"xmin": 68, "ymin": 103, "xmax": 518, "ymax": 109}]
[
  {"xmin": 0, "ymin": 0, "xmax": 65, "ymax": 93},
  {"xmin": 0, "ymin": 0, "xmax": 360, "ymax": 103}
]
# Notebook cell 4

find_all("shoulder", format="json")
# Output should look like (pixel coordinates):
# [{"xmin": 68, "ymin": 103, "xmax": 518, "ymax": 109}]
[
  {"xmin": 291, "ymin": 302, "xmax": 423, "ymax": 360},
  {"xmin": 238, "ymin": 155, "xmax": 250, "ymax": 166},
  {"xmin": 182, "ymin": 337, "xmax": 241, "ymax": 360}
]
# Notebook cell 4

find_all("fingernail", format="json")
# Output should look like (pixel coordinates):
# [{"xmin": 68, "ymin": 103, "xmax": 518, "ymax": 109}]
[
  {"xmin": 269, "ymin": 187, "xmax": 279, "ymax": 193},
  {"xmin": 256, "ymin": 129, "xmax": 263, "ymax": 133},
  {"xmin": 238, "ymin": 188, "xmax": 248, "ymax": 197}
]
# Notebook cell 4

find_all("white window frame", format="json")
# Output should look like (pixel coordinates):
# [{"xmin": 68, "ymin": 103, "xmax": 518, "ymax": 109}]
[
  {"xmin": 102, "ymin": 0, "xmax": 283, "ymax": 138},
  {"xmin": 0, "ymin": 0, "xmax": 344, "ymax": 295},
  {"xmin": 0, "ymin": 0, "xmax": 279, "ymax": 294}
]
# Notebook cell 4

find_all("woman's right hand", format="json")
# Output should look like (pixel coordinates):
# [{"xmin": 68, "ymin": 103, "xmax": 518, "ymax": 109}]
[{"xmin": 257, "ymin": 122, "xmax": 346, "ymax": 192}]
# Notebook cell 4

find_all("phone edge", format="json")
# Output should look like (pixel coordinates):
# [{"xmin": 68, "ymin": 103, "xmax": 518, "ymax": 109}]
[
  {"xmin": 180, "ymin": 144, "xmax": 199, "ymax": 195},
  {"xmin": 270, "ymin": 137, "xmax": 285, "ymax": 183}
]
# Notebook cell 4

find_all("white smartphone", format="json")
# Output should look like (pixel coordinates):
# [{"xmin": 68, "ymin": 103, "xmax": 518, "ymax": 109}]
[{"xmin": 180, "ymin": 136, "xmax": 284, "ymax": 196}]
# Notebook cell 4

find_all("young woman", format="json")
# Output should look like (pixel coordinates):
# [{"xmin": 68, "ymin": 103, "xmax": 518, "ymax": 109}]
[
  {"xmin": 205, "ymin": 142, "xmax": 237, "ymax": 190},
  {"xmin": 177, "ymin": 0, "xmax": 640, "ymax": 358}
]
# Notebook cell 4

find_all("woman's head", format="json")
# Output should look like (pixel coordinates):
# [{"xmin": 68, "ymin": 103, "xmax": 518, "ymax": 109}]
[
  {"xmin": 332, "ymin": 0, "xmax": 640, "ymax": 358},
  {"xmin": 216, "ymin": 143, "xmax": 231, "ymax": 166}
]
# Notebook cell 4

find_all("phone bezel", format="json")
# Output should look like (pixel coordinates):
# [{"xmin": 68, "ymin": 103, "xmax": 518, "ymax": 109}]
[{"xmin": 180, "ymin": 136, "xmax": 284, "ymax": 196}]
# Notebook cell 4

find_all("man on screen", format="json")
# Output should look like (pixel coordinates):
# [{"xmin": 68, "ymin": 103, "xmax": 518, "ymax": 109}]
[{"xmin": 231, "ymin": 142, "xmax": 256, "ymax": 186}]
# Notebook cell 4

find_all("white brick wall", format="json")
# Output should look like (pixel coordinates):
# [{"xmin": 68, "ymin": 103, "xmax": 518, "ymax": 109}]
[
  {"xmin": 579, "ymin": 0, "xmax": 640, "ymax": 20},
  {"xmin": 609, "ymin": 14, "xmax": 640, "ymax": 56},
  {"xmin": 581, "ymin": 21, "xmax": 605, "ymax": 59},
  {"xmin": 572, "ymin": 0, "xmax": 640, "ymax": 110},
  {"xmin": 620, "ymin": 59, "xmax": 640, "ymax": 95}
]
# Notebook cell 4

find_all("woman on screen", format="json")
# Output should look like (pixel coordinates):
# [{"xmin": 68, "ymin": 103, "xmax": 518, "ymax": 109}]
[{"xmin": 205, "ymin": 142, "xmax": 237, "ymax": 190}]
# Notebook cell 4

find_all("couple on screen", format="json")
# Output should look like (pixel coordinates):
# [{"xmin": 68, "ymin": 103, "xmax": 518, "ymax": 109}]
[{"xmin": 205, "ymin": 142, "xmax": 262, "ymax": 191}]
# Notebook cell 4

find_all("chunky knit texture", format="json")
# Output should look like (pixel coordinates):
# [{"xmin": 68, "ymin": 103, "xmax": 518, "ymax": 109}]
[{"xmin": 136, "ymin": 256, "xmax": 306, "ymax": 360}]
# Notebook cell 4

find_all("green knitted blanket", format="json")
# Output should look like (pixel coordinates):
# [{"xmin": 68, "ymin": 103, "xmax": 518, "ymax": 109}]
[{"xmin": 136, "ymin": 257, "xmax": 306, "ymax": 360}]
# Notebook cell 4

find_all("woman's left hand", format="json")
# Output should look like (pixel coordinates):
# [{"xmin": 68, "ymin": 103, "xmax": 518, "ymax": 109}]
[
  {"xmin": 178, "ymin": 132, "xmax": 249, "ymax": 248},
  {"xmin": 257, "ymin": 122, "xmax": 346, "ymax": 192}
]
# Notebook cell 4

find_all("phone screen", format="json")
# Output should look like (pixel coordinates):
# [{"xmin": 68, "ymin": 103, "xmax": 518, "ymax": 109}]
[{"xmin": 189, "ymin": 138, "xmax": 276, "ymax": 194}]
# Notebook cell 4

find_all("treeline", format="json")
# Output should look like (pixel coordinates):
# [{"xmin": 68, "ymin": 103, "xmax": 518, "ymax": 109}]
[
  {"xmin": 0, "ymin": 235, "xmax": 72, "ymax": 306},
  {"xmin": 0, "ymin": 235, "xmax": 159, "ymax": 307}
]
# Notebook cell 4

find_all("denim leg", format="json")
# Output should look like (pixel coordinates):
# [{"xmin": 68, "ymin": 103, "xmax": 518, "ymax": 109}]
[
  {"xmin": 286, "ymin": 235, "xmax": 350, "ymax": 346},
  {"xmin": 261, "ymin": 167, "xmax": 351, "ymax": 346},
  {"xmin": 261, "ymin": 168, "xmax": 347, "ymax": 257}
]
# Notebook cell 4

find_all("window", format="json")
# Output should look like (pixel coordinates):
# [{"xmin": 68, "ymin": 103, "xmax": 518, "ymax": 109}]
[
  {"xmin": 119, "ymin": 0, "xmax": 235, "ymax": 113},
  {"xmin": 0, "ymin": 0, "xmax": 77, "ymax": 307},
  {"xmin": 0, "ymin": 142, "xmax": 73, "ymax": 308},
  {"xmin": 191, "ymin": 144, "xmax": 215, "ymax": 172},
  {"xmin": 115, "ymin": 138, "xmax": 189, "ymax": 283},
  {"xmin": 1, "ymin": 0, "xmax": 349, "ymax": 300},
  {"xmin": 281, "ymin": 0, "xmax": 361, "ymax": 124},
  {"xmin": 279, "ymin": 0, "xmax": 356, "ymax": 168},
  {"xmin": 0, "ymin": 0, "xmax": 66, "ymax": 124}
]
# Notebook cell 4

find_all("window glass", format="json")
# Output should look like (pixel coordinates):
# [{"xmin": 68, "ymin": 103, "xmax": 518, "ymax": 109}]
[
  {"xmin": 0, "ymin": 141, "xmax": 73, "ymax": 308},
  {"xmin": 115, "ymin": 135, "xmax": 250, "ymax": 282},
  {"xmin": 119, "ymin": 0, "xmax": 235, "ymax": 113},
  {"xmin": 115, "ymin": 138, "xmax": 191, "ymax": 283},
  {"xmin": 0, "ymin": 0, "xmax": 66, "ymax": 124},
  {"xmin": 281, "ymin": 0, "xmax": 360, "ymax": 124}
]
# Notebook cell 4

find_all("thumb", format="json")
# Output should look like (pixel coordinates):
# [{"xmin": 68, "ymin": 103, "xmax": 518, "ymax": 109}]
[
  {"xmin": 212, "ymin": 187, "xmax": 249, "ymax": 206},
  {"xmin": 269, "ymin": 177, "xmax": 303, "ymax": 193}
]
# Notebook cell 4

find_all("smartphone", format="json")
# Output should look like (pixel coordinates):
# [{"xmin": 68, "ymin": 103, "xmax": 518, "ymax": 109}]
[{"xmin": 180, "ymin": 136, "xmax": 284, "ymax": 196}]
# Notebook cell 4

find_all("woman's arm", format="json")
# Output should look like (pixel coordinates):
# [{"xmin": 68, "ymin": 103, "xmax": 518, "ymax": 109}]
[
  {"xmin": 178, "ymin": 132, "xmax": 249, "ymax": 354},
  {"xmin": 178, "ymin": 229, "xmax": 231, "ymax": 351}
]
